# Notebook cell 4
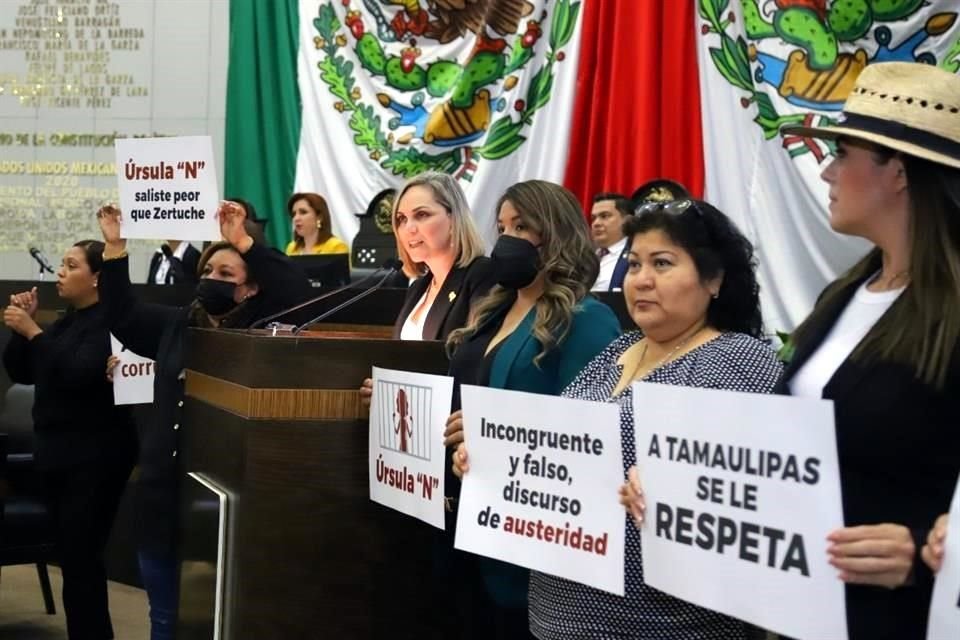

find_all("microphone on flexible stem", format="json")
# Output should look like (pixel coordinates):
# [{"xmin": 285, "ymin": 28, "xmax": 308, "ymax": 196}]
[
  {"xmin": 249, "ymin": 258, "xmax": 404, "ymax": 331},
  {"xmin": 292, "ymin": 260, "xmax": 403, "ymax": 334},
  {"xmin": 29, "ymin": 247, "xmax": 55, "ymax": 277}
]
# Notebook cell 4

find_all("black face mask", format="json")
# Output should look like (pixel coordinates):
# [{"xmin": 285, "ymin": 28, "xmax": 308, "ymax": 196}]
[
  {"xmin": 196, "ymin": 279, "xmax": 239, "ymax": 316},
  {"xmin": 490, "ymin": 235, "xmax": 540, "ymax": 290}
]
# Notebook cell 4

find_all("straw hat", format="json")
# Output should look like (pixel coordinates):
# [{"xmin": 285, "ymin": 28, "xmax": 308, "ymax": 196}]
[{"xmin": 781, "ymin": 62, "xmax": 960, "ymax": 170}]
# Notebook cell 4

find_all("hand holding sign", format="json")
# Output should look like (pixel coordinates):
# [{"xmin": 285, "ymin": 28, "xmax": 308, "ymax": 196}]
[
  {"xmin": 827, "ymin": 523, "xmax": 915, "ymax": 588},
  {"xmin": 106, "ymin": 355, "xmax": 120, "ymax": 382},
  {"xmin": 217, "ymin": 201, "xmax": 253, "ymax": 253},
  {"xmin": 452, "ymin": 442, "xmax": 468, "ymax": 478},
  {"xmin": 618, "ymin": 466, "xmax": 645, "ymax": 527},
  {"xmin": 443, "ymin": 410, "xmax": 465, "ymax": 447},
  {"xmin": 97, "ymin": 204, "xmax": 126, "ymax": 256},
  {"xmin": 922, "ymin": 514, "xmax": 949, "ymax": 573}
]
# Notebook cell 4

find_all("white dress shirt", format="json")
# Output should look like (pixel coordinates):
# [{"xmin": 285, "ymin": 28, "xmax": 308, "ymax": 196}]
[
  {"xmin": 399, "ymin": 290, "xmax": 433, "ymax": 341},
  {"xmin": 153, "ymin": 241, "xmax": 193, "ymax": 284},
  {"xmin": 592, "ymin": 237, "xmax": 627, "ymax": 292}
]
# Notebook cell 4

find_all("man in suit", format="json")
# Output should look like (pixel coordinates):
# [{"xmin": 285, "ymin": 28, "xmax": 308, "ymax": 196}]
[
  {"xmin": 146, "ymin": 240, "xmax": 200, "ymax": 285},
  {"xmin": 589, "ymin": 193, "xmax": 632, "ymax": 292}
]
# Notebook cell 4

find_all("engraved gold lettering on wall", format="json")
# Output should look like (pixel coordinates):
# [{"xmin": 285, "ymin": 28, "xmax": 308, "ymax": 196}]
[
  {"xmin": 0, "ymin": 0, "xmax": 147, "ymax": 109},
  {"xmin": 0, "ymin": 0, "xmax": 153, "ymax": 252}
]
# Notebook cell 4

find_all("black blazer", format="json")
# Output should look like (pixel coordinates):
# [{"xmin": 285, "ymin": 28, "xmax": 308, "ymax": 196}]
[
  {"xmin": 99, "ymin": 242, "xmax": 313, "ymax": 553},
  {"xmin": 146, "ymin": 243, "xmax": 201, "ymax": 285},
  {"xmin": 2, "ymin": 304, "xmax": 136, "ymax": 470},
  {"xmin": 392, "ymin": 257, "xmax": 496, "ymax": 341},
  {"xmin": 780, "ymin": 275, "xmax": 960, "ymax": 640}
]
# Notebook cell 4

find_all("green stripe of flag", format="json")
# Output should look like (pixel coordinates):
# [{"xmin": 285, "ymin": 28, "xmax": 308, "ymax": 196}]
[{"xmin": 224, "ymin": 0, "xmax": 301, "ymax": 249}]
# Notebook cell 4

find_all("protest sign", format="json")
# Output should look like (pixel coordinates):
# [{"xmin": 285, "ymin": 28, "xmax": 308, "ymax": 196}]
[
  {"xmin": 115, "ymin": 135, "xmax": 220, "ymax": 241},
  {"xmin": 928, "ymin": 473, "xmax": 960, "ymax": 640},
  {"xmin": 634, "ymin": 382, "xmax": 846, "ymax": 640},
  {"xmin": 369, "ymin": 367, "xmax": 453, "ymax": 529},
  {"xmin": 110, "ymin": 334, "xmax": 155, "ymax": 405},
  {"xmin": 455, "ymin": 385, "xmax": 625, "ymax": 595}
]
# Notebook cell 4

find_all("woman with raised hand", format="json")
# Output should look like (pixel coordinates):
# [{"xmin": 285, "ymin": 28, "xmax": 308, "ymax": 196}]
[
  {"xmin": 96, "ymin": 201, "xmax": 312, "ymax": 640},
  {"xmin": 3, "ymin": 240, "xmax": 136, "ymax": 640},
  {"xmin": 446, "ymin": 179, "xmax": 622, "ymax": 638}
]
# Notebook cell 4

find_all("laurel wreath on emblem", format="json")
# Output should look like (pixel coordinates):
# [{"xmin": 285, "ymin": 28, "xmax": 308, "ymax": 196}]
[
  {"xmin": 700, "ymin": 0, "xmax": 960, "ymax": 162},
  {"xmin": 699, "ymin": 0, "xmax": 836, "ymax": 160},
  {"xmin": 313, "ymin": 0, "xmax": 581, "ymax": 178}
]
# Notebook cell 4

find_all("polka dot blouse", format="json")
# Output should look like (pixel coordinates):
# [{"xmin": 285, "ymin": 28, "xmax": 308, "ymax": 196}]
[{"xmin": 529, "ymin": 331, "xmax": 784, "ymax": 639}]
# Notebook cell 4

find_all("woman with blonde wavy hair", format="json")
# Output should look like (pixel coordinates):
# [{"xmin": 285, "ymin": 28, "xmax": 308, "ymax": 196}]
[{"xmin": 441, "ymin": 179, "xmax": 621, "ymax": 638}]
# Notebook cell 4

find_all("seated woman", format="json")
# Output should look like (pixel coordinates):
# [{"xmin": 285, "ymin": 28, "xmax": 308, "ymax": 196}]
[
  {"xmin": 772, "ymin": 61, "xmax": 960, "ymax": 640},
  {"xmin": 446, "ymin": 179, "xmax": 622, "ymax": 638},
  {"xmin": 3, "ymin": 240, "xmax": 136, "ymax": 640},
  {"xmin": 285, "ymin": 192, "xmax": 349, "ymax": 255},
  {"xmin": 96, "ymin": 202, "xmax": 312, "ymax": 640}
]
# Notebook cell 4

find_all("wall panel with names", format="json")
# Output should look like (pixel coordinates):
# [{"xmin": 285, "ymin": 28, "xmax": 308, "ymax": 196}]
[{"xmin": 0, "ymin": 0, "xmax": 227, "ymax": 280}]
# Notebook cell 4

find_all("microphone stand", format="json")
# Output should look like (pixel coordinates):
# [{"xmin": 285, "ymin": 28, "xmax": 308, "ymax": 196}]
[
  {"xmin": 248, "ymin": 264, "xmax": 394, "ymax": 331},
  {"xmin": 292, "ymin": 268, "xmax": 398, "ymax": 335}
]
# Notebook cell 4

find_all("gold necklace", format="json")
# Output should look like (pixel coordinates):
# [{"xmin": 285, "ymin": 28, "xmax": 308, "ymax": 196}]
[
  {"xmin": 632, "ymin": 326, "xmax": 704, "ymax": 380},
  {"xmin": 871, "ymin": 269, "xmax": 909, "ymax": 290}
]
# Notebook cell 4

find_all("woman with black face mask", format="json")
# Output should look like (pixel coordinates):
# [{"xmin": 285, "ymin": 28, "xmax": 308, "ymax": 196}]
[
  {"xmin": 441, "ymin": 180, "xmax": 621, "ymax": 639},
  {"xmin": 95, "ymin": 202, "xmax": 312, "ymax": 640}
]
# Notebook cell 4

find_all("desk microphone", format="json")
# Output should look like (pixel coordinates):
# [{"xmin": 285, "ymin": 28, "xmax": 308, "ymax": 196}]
[
  {"xmin": 29, "ymin": 247, "xmax": 55, "ymax": 274},
  {"xmin": 249, "ymin": 258, "xmax": 403, "ymax": 331},
  {"xmin": 292, "ymin": 260, "xmax": 403, "ymax": 334}
]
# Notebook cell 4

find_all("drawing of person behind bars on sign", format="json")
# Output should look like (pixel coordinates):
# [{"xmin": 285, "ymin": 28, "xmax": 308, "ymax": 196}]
[{"xmin": 394, "ymin": 388, "xmax": 413, "ymax": 453}]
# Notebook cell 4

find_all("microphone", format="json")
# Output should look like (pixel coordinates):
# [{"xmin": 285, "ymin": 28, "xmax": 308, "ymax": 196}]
[
  {"xmin": 292, "ymin": 259, "xmax": 403, "ymax": 334},
  {"xmin": 29, "ymin": 247, "xmax": 55, "ymax": 274},
  {"xmin": 249, "ymin": 258, "xmax": 403, "ymax": 331}
]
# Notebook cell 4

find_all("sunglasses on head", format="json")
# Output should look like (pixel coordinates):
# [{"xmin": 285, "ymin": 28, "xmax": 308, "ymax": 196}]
[{"xmin": 634, "ymin": 198, "xmax": 703, "ymax": 218}]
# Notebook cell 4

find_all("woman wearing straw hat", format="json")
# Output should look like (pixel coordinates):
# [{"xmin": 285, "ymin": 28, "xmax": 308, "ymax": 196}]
[{"xmin": 777, "ymin": 62, "xmax": 960, "ymax": 639}]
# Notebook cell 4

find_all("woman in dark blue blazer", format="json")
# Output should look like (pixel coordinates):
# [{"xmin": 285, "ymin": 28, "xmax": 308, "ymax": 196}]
[{"xmin": 444, "ymin": 179, "xmax": 621, "ymax": 638}]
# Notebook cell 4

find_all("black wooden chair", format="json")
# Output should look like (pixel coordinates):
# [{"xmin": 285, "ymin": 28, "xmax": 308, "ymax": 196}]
[{"xmin": 0, "ymin": 384, "xmax": 57, "ymax": 615}]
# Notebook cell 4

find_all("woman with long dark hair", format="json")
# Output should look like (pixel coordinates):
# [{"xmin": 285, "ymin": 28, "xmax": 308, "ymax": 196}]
[
  {"xmin": 446, "ymin": 180, "xmax": 622, "ymax": 638},
  {"xmin": 774, "ymin": 62, "xmax": 960, "ymax": 639},
  {"xmin": 3, "ymin": 240, "xmax": 137, "ymax": 639}
]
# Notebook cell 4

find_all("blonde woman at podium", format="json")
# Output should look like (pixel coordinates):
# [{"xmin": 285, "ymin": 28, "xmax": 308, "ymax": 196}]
[
  {"xmin": 95, "ymin": 202, "xmax": 312, "ymax": 640},
  {"xmin": 359, "ymin": 171, "xmax": 495, "ymax": 402}
]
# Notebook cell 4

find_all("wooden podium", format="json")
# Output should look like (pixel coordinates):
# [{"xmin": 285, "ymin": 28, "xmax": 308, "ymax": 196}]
[{"xmin": 178, "ymin": 327, "xmax": 451, "ymax": 640}]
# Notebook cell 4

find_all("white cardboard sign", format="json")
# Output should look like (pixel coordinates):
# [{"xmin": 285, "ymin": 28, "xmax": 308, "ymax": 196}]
[
  {"xmin": 455, "ymin": 384, "xmax": 625, "ymax": 596},
  {"xmin": 115, "ymin": 135, "xmax": 220, "ymax": 241},
  {"xmin": 369, "ymin": 366, "xmax": 453, "ymax": 529},
  {"xmin": 928, "ymin": 474, "xmax": 960, "ymax": 640},
  {"xmin": 634, "ymin": 381, "xmax": 847, "ymax": 640},
  {"xmin": 110, "ymin": 334, "xmax": 155, "ymax": 405}
]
